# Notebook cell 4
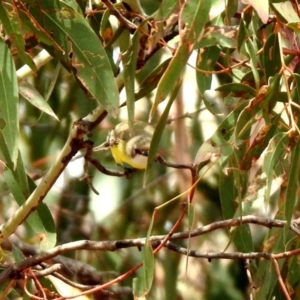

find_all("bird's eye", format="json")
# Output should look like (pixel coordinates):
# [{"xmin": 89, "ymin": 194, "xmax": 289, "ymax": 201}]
[{"xmin": 110, "ymin": 137, "xmax": 119, "ymax": 146}]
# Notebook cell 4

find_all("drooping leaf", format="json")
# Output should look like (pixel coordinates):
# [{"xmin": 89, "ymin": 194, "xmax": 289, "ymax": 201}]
[
  {"xmin": 133, "ymin": 241, "xmax": 154, "ymax": 297},
  {"xmin": 38, "ymin": 0, "xmax": 119, "ymax": 114},
  {"xmin": 239, "ymin": 114, "xmax": 281, "ymax": 171},
  {"xmin": 196, "ymin": 26, "xmax": 238, "ymax": 49},
  {"xmin": 14, "ymin": 1, "xmax": 65, "ymax": 54},
  {"xmin": 135, "ymin": 58, "xmax": 171, "ymax": 100},
  {"xmin": 285, "ymin": 138, "xmax": 300, "ymax": 225},
  {"xmin": 4, "ymin": 168, "xmax": 56, "ymax": 250},
  {"xmin": 235, "ymin": 75, "xmax": 281, "ymax": 141},
  {"xmin": 215, "ymin": 83, "xmax": 256, "ymax": 98},
  {"xmin": 263, "ymin": 33, "xmax": 282, "ymax": 79},
  {"xmin": 144, "ymin": 78, "xmax": 182, "ymax": 184},
  {"xmin": 19, "ymin": 81, "xmax": 59, "ymax": 121},
  {"xmin": 122, "ymin": 30, "xmax": 140, "ymax": 128},
  {"xmin": 150, "ymin": 0, "xmax": 212, "ymax": 119},
  {"xmin": 0, "ymin": 39, "xmax": 19, "ymax": 166},
  {"xmin": 196, "ymin": 45, "xmax": 220, "ymax": 98},
  {"xmin": 146, "ymin": 0, "xmax": 178, "ymax": 53}
]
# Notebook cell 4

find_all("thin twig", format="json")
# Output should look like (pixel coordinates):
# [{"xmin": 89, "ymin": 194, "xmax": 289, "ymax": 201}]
[{"xmin": 271, "ymin": 256, "xmax": 291, "ymax": 300}]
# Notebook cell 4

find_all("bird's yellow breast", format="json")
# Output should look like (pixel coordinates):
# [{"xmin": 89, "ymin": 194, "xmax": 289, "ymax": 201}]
[{"xmin": 110, "ymin": 140, "xmax": 148, "ymax": 169}]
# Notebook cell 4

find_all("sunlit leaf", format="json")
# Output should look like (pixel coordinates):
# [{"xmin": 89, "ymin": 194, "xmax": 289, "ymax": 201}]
[
  {"xmin": 272, "ymin": 1, "xmax": 300, "ymax": 23},
  {"xmin": 241, "ymin": 0, "xmax": 269, "ymax": 24},
  {"xmin": 19, "ymin": 81, "xmax": 59, "ymax": 121}
]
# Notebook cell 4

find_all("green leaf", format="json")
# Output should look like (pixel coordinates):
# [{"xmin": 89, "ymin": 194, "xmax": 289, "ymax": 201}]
[
  {"xmin": 4, "ymin": 165, "xmax": 56, "ymax": 250},
  {"xmin": 122, "ymin": 30, "xmax": 140, "ymax": 128},
  {"xmin": 39, "ymin": 0, "xmax": 119, "ymax": 114},
  {"xmin": 145, "ymin": 78, "xmax": 182, "ymax": 183},
  {"xmin": 0, "ymin": 134, "xmax": 56, "ymax": 249},
  {"xmin": 11, "ymin": 244, "xmax": 25, "ymax": 263},
  {"xmin": 133, "ymin": 241, "xmax": 154, "ymax": 297},
  {"xmin": 210, "ymin": 100, "xmax": 248, "ymax": 158},
  {"xmin": 196, "ymin": 46, "xmax": 220, "ymax": 98},
  {"xmin": 244, "ymin": 38, "xmax": 260, "ymax": 91},
  {"xmin": 147, "ymin": 0, "xmax": 178, "ymax": 50},
  {"xmin": 135, "ymin": 58, "xmax": 171, "ymax": 100},
  {"xmin": 254, "ymin": 226, "xmax": 287, "ymax": 298},
  {"xmin": 287, "ymin": 22, "xmax": 300, "ymax": 34},
  {"xmin": 215, "ymin": 83, "xmax": 256, "ymax": 98},
  {"xmin": 272, "ymin": 1, "xmax": 300, "ymax": 23},
  {"xmin": 196, "ymin": 26, "xmax": 238, "ymax": 49},
  {"xmin": 193, "ymin": 139, "xmax": 219, "ymax": 172},
  {"xmin": 230, "ymin": 224, "xmax": 254, "ymax": 253},
  {"xmin": 225, "ymin": 0, "xmax": 239, "ymax": 20},
  {"xmin": 19, "ymin": 81, "xmax": 59, "ymax": 121},
  {"xmin": 263, "ymin": 133, "xmax": 288, "ymax": 209},
  {"xmin": 285, "ymin": 139, "xmax": 300, "ymax": 225},
  {"xmin": 150, "ymin": 0, "xmax": 211, "ymax": 119},
  {"xmin": 15, "ymin": 1, "xmax": 65, "ymax": 53},
  {"xmin": 0, "ymin": 39, "xmax": 19, "ymax": 166},
  {"xmin": 235, "ymin": 75, "xmax": 281, "ymax": 141},
  {"xmin": 263, "ymin": 33, "xmax": 282, "ymax": 79},
  {"xmin": 219, "ymin": 170, "xmax": 237, "ymax": 220},
  {"xmin": 237, "ymin": 19, "xmax": 247, "ymax": 52},
  {"xmin": 239, "ymin": 114, "xmax": 281, "ymax": 171},
  {"xmin": 0, "ymin": 2, "xmax": 36, "ymax": 70}
]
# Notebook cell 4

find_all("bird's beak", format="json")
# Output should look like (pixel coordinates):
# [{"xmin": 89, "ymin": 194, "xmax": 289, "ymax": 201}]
[{"xmin": 93, "ymin": 140, "xmax": 110, "ymax": 152}]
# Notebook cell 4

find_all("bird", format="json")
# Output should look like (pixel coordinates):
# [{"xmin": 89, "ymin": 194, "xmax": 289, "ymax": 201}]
[{"xmin": 94, "ymin": 121, "xmax": 154, "ymax": 169}]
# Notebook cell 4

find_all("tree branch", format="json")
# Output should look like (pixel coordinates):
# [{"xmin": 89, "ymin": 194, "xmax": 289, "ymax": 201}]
[{"xmin": 1, "ymin": 215, "xmax": 300, "ymax": 285}]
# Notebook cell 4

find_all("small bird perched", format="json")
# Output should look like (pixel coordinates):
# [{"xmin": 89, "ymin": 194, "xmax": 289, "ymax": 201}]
[{"xmin": 94, "ymin": 121, "xmax": 154, "ymax": 169}]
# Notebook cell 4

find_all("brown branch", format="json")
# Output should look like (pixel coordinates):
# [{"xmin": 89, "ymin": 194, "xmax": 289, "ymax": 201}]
[
  {"xmin": 28, "ymin": 264, "xmax": 63, "ymax": 278},
  {"xmin": 101, "ymin": 0, "xmax": 136, "ymax": 31},
  {"xmin": 271, "ymin": 256, "xmax": 292, "ymax": 300},
  {"xmin": 165, "ymin": 241, "xmax": 271, "ymax": 259},
  {"xmin": 1, "ymin": 216, "xmax": 300, "ymax": 285}
]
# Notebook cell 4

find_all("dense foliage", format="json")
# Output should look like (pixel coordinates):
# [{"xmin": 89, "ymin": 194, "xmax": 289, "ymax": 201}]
[{"xmin": 1, "ymin": 0, "xmax": 300, "ymax": 299}]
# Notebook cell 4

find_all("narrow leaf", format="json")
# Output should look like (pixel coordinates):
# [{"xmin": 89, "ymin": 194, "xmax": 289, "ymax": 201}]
[
  {"xmin": 263, "ymin": 33, "xmax": 281, "ymax": 79},
  {"xmin": 144, "ymin": 78, "xmax": 182, "ymax": 184},
  {"xmin": 0, "ymin": 39, "xmax": 19, "ymax": 166},
  {"xmin": 19, "ymin": 81, "xmax": 59, "ymax": 121},
  {"xmin": 285, "ymin": 139, "xmax": 300, "ymax": 225},
  {"xmin": 196, "ymin": 46, "xmax": 220, "ymax": 98},
  {"xmin": 122, "ymin": 30, "xmax": 140, "ymax": 128},
  {"xmin": 4, "ymin": 164, "xmax": 56, "ymax": 250},
  {"xmin": 133, "ymin": 241, "xmax": 154, "ymax": 297},
  {"xmin": 263, "ymin": 133, "xmax": 288, "ymax": 208},
  {"xmin": 150, "ymin": 0, "xmax": 211, "ymax": 119}
]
